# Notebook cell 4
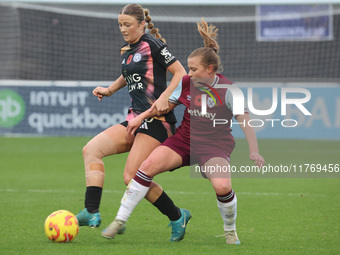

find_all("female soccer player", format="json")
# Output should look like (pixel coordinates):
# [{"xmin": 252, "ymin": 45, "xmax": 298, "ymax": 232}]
[
  {"xmin": 76, "ymin": 4, "xmax": 188, "ymax": 242},
  {"xmin": 101, "ymin": 18, "xmax": 265, "ymax": 244}
]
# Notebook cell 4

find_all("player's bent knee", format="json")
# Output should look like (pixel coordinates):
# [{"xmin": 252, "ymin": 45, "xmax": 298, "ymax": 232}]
[
  {"xmin": 139, "ymin": 158, "xmax": 158, "ymax": 176},
  {"xmin": 214, "ymin": 181, "xmax": 232, "ymax": 195},
  {"xmin": 83, "ymin": 142, "xmax": 104, "ymax": 162},
  {"xmin": 82, "ymin": 145, "xmax": 87, "ymax": 157},
  {"xmin": 82, "ymin": 143, "xmax": 94, "ymax": 159},
  {"xmin": 123, "ymin": 172, "xmax": 133, "ymax": 186}
]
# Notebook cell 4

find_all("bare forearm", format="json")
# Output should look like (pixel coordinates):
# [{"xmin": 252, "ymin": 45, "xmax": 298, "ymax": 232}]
[
  {"xmin": 244, "ymin": 125, "xmax": 259, "ymax": 154},
  {"xmin": 162, "ymin": 61, "xmax": 186, "ymax": 99},
  {"xmin": 163, "ymin": 73, "xmax": 184, "ymax": 98},
  {"xmin": 141, "ymin": 102, "xmax": 176, "ymax": 120},
  {"xmin": 138, "ymin": 107, "xmax": 157, "ymax": 121},
  {"xmin": 127, "ymin": 103, "xmax": 177, "ymax": 135},
  {"xmin": 236, "ymin": 114, "xmax": 265, "ymax": 166},
  {"xmin": 108, "ymin": 75, "xmax": 126, "ymax": 95},
  {"xmin": 236, "ymin": 114, "xmax": 259, "ymax": 154}
]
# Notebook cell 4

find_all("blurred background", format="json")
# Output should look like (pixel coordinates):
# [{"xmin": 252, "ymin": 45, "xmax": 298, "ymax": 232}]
[{"xmin": 0, "ymin": 0, "xmax": 339, "ymax": 139}]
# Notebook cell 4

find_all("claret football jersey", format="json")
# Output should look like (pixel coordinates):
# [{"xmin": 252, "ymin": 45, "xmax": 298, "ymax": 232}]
[{"xmin": 169, "ymin": 74, "xmax": 243, "ymax": 150}]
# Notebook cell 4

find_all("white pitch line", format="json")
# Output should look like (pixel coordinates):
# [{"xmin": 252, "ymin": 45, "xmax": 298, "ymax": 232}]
[
  {"xmin": 215, "ymin": 234, "xmax": 225, "ymax": 238},
  {"xmin": 0, "ymin": 188, "xmax": 326, "ymax": 197}
]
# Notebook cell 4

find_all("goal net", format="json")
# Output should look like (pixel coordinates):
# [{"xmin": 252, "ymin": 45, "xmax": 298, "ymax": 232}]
[
  {"xmin": 1, "ymin": 2, "xmax": 339, "ymax": 82},
  {"xmin": 0, "ymin": 2, "xmax": 339, "ymax": 138}
]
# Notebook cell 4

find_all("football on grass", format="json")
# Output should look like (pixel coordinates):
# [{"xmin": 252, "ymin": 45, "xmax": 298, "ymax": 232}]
[{"xmin": 44, "ymin": 210, "xmax": 79, "ymax": 243}]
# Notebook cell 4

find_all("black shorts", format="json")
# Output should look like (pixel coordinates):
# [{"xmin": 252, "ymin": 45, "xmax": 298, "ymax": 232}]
[{"xmin": 120, "ymin": 118, "xmax": 176, "ymax": 143}]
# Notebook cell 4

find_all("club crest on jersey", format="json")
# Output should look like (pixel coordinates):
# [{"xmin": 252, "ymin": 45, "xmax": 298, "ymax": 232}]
[
  {"xmin": 133, "ymin": 53, "xmax": 142, "ymax": 63},
  {"xmin": 194, "ymin": 94, "xmax": 216, "ymax": 108},
  {"xmin": 207, "ymin": 97, "xmax": 216, "ymax": 108}
]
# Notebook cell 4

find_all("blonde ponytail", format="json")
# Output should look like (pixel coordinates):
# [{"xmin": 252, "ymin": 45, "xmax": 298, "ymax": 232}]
[
  {"xmin": 196, "ymin": 18, "xmax": 219, "ymax": 53},
  {"xmin": 189, "ymin": 18, "xmax": 222, "ymax": 73}
]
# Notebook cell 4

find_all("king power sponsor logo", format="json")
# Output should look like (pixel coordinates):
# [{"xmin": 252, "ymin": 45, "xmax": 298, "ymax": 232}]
[{"xmin": 200, "ymin": 85, "xmax": 312, "ymax": 128}]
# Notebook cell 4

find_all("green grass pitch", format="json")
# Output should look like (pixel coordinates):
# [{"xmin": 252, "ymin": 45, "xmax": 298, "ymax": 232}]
[{"xmin": 0, "ymin": 137, "xmax": 339, "ymax": 255}]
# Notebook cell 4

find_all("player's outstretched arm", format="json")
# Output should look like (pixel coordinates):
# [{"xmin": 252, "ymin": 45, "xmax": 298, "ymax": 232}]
[
  {"xmin": 149, "ymin": 61, "xmax": 186, "ymax": 116},
  {"xmin": 236, "ymin": 113, "xmax": 265, "ymax": 167},
  {"xmin": 127, "ymin": 103, "xmax": 177, "ymax": 135},
  {"xmin": 93, "ymin": 75, "xmax": 127, "ymax": 101}
]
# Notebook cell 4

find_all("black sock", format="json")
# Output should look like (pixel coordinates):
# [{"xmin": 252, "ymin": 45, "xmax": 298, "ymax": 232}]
[
  {"xmin": 153, "ymin": 191, "xmax": 181, "ymax": 221},
  {"xmin": 85, "ymin": 186, "xmax": 102, "ymax": 213}
]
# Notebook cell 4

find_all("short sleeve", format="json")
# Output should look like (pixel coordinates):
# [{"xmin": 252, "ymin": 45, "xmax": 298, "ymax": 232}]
[
  {"xmin": 225, "ymin": 88, "xmax": 249, "ymax": 116},
  {"xmin": 225, "ymin": 89, "xmax": 234, "ymax": 112},
  {"xmin": 154, "ymin": 45, "xmax": 177, "ymax": 69},
  {"xmin": 169, "ymin": 79, "xmax": 183, "ymax": 105}
]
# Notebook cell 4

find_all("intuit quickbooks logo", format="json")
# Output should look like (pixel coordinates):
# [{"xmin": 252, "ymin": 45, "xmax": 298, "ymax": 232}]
[{"xmin": 0, "ymin": 90, "xmax": 26, "ymax": 127}]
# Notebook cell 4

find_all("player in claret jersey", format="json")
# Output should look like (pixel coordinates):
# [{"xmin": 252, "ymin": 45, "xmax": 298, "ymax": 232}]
[
  {"xmin": 76, "ymin": 4, "xmax": 188, "ymax": 242},
  {"xmin": 102, "ymin": 18, "xmax": 265, "ymax": 244}
]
